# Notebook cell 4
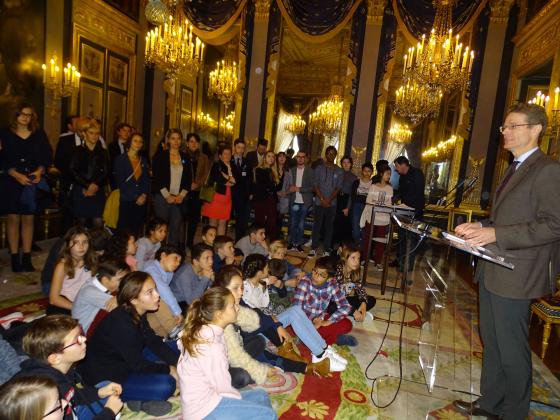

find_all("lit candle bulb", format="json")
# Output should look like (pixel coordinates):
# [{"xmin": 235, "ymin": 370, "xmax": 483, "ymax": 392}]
[
  {"xmin": 41, "ymin": 64, "xmax": 46, "ymax": 83},
  {"xmin": 554, "ymin": 87, "xmax": 559, "ymax": 110}
]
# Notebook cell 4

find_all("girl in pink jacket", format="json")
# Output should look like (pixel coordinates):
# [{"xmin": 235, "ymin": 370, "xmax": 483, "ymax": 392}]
[{"xmin": 177, "ymin": 287, "xmax": 277, "ymax": 420}]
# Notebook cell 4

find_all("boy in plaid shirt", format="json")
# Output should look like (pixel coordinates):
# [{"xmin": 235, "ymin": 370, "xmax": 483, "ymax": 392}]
[{"xmin": 293, "ymin": 257, "xmax": 356, "ymax": 346}]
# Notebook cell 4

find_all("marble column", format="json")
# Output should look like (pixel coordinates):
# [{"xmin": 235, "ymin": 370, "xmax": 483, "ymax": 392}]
[
  {"xmin": 466, "ymin": 0, "xmax": 515, "ymax": 206},
  {"xmin": 242, "ymin": 0, "xmax": 271, "ymax": 141},
  {"xmin": 349, "ymin": 0, "xmax": 385, "ymax": 162}
]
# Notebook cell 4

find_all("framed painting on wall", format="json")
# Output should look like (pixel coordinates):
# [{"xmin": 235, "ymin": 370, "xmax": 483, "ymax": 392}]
[
  {"xmin": 79, "ymin": 83, "xmax": 103, "ymax": 120},
  {"xmin": 80, "ymin": 43, "xmax": 105, "ymax": 84},
  {"xmin": 448, "ymin": 209, "xmax": 473, "ymax": 232},
  {"xmin": 108, "ymin": 54, "xmax": 128, "ymax": 91},
  {"xmin": 179, "ymin": 86, "xmax": 193, "ymax": 133},
  {"xmin": 107, "ymin": 90, "xmax": 127, "ymax": 141}
]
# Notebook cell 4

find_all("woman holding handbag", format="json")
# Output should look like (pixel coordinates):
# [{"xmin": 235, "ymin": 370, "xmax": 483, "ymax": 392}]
[
  {"xmin": 152, "ymin": 128, "xmax": 191, "ymax": 247},
  {"xmin": 201, "ymin": 144, "xmax": 235, "ymax": 235},
  {"xmin": 114, "ymin": 132, "xmax": 150, "ymax": 235}
]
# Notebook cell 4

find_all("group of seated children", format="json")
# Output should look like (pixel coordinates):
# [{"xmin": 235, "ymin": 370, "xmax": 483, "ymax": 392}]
[{"xmin": 0, "ymin": 220, "xmax": 376, "ymax": 420}]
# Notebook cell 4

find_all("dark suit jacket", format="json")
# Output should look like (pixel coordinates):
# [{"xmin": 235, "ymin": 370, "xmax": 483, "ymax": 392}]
[
  {"xmin": 207, "ymin": 160, "xmax": 232, "ymax": 195},
  {"xmin": 54, "ymin": 133, "xmax": 79, "ymax": 187},
  {"xmin": 246, "ymin": 150, "xmax": 263, "ymax": 171},
  {"xmin": 476, "ymin": 149, "xmax": 560, "ymax": 299},
  {"xmin": 288, "ymin": 165, "xmax": 315, "ymax": 209},
  {"xmin": 395, "ymin": 165, "xmax": 425, "ymax": 216},
  {"xmin": 114, "ymin": 154, "xmax": 150, "ymax": 202},
  {"xmin": 231, "ymin": 155, "xmax": 251, "ymax": 198},
  {"xmin": 151, "ymin": 150, "xmax": 191, "ymax": 196}
]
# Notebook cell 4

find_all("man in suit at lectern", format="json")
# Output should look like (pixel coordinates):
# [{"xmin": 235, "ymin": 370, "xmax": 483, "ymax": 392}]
[{"xmin": 453, "ymin": 103, "xmax": 560, "ymax": 420}]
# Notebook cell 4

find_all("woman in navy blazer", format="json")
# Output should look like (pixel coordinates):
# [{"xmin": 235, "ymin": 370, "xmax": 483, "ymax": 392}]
[{"xmin": 115, "ymin": 132, "xmax": 150, "ymax": 235}]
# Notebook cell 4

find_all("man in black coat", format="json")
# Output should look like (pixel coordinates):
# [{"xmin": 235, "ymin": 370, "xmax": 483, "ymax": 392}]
[
  {"xmin": 107, "ymin": 122, "xmax": 132, "ymax": 188},
  {"xmin": 393, "ymin": 156, "xmax": 425, "ymax": 272},
  {"xmin": 231, "ymin": 138, "xmax": 252, "ymax": 241},
  {"xmin": 245, "ymin": 138, "xmax": 268, "ymax": 170}
]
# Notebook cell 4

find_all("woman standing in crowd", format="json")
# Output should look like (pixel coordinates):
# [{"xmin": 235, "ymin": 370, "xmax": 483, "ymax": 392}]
[
  {"xmin": 114, "ymin": 132, "xmax": 150, "ymax": 236},
  {"xmin": 334, "ymin": 155, "xmax": 356, "ymax": 247},
  {"xmin": 152, "ymin": 128, "xmax": 191, "ymax": 247},
  {"xmin": 276, "ymin": 151, "xmax": 292, "ymax": 235},
  {"xmin": 81, "ymin": 271, "xmax": 179, "ymax": 403},
  {"xmin": 348, "ymin": 162, "xmax": 373, "ymax": 243},
  {"xmin": 1, "ymin": 103, "xmax": 52, "ymax": 272},
  {"xmin": 69, "ymin": 119, "xmax": 109, "ymax": 228},
  {"xmin": 201, "ymin": 144, "xmax": 235, "ymax": 236},
  {"xmin": 360, "ymin": 164, "xmax": 393, "ymax": 269},
  {"xmin": 183, "ymin": 133, "xmax": 210, "ymax": 251},
  {"xmin": 252, "ymin": 151, "xmax": 280, "ymax": 239}
]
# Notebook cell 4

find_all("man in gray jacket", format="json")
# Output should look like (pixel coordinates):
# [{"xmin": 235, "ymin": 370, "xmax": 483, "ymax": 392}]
[
  {"xmin": 287, "ymin": 150, "xmax": 314, "ymax": 252},
  {"xmin": 453, "ymin": 103, "xmax": 560, "ymax": 420}
]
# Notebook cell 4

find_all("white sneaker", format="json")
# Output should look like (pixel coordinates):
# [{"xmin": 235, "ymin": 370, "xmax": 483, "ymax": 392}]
[
  {"xmin": 365, "ymin": 311, "xmax": 374, "ymax": 321},
  {"xmin": 326, "ymin": 345, "xmax": 348, "ymax": 365},
  {"xmin": 312, "ymin": 350, "xmax": 346, "ymax": 372}
]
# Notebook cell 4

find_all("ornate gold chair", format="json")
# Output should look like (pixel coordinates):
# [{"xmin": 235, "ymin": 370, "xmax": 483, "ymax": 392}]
[{"xmin": 531, "ymin": 293, "xmax": 560, "ymax": 359}]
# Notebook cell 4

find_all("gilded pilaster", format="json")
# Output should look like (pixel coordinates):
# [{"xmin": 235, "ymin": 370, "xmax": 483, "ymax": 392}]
[
  {"xmin": 255, "ymin": 0, "xmax": 271, "ymax": 21},
  {"xmin": 367, "ymin": 0, "xmax": 386, "ymax": 25},
  {"xmin": 489, "ymin": 0, "xmax": 515, "ymax": 24}
]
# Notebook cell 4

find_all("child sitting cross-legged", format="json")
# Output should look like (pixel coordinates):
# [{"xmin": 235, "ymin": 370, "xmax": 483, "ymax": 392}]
[
  {"xmin": 212, "ymin": 235, "xmax": 236, "ymax": 273},
  {"xmin": 14, "ymin": 314, "xmax": 123, "ymax": 420},
  {"xmin": 143, "ymin": 246, "xmax": 184, "ymax": 337},
  {"xmin": 241, "ymin": 255, "xmax": 348, "ymax": 371},
  {"xmin": 80, "ymin": 271, "xmax": 179, "ymax": 417},
  {"xmin": 293, "ymin": 256, "xmax": 357, "ymax": 347},
  {"xmin": 177, "ymin": 287, "xmax": 277, "ymax": 420},
  {"xmin": 135, "ymin": 217, "xmax": 168, "ymax": 270},
  {"xmin": 72, "ymin": 258, "xmax": 130, "ymax": 336},
  {"xmin": 171, "ymin": 243, "xmax": 214, "ymax": 310},
  {"xmin": 268, "ymin": 240, "xmax": 305, "ymax": 288},
  {"xmin": 332, "ymin": 243, "xmax": 376, "ymax": 322}
]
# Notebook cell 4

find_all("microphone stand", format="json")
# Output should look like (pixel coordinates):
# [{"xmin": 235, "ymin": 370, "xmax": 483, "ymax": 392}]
[{"xmin": 438, "ymin": 177, "xmax": 478, "ymax": 208}]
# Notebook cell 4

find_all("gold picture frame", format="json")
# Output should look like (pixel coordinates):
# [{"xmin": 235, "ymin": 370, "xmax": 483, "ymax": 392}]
[
  {"xmin": 448, "ymin": 209, "xmax": 473, "ymax": 232},
  {"xmin": 79, "ymin": 83, "xmax": 103, "ymax": 120},
  {"xmin": 106, "ymin": 90, "xmax": 127, "ymax": 140},
  {"xmin": 80, "ymin": 43, "xmax": 105, "ymax": 83},
  {"xmin": 108, "ymin": 54, "xmax": 128, "ymax": 91}
]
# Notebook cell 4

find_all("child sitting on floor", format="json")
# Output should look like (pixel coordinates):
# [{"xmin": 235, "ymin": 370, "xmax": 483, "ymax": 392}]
[
  {"xmin": 177, "ymin": 287, "xmax": 277, "ymax": 420},
  {"xmin": 72, "ymin": 259, "xmax": 130, "ymax": 335},
  {"xmin": 293, "ymin": 256, "xmax": 356, "ymax": 346},
  {"xmin": 0, "ymin": 376, "xmax": 65, "ymax": 420},
  {"xmin": 332, "ymin": 243, "xmax": 376, "ymax": 322},
  {"xmin": 135, "ymin": 218, "xmax": 168, "ymax": 270},
  {"xmin": 14, "ymin": 315, "xmax": 123, "ymax": 419},
  {"xmin": 235, "ymin": 224, "xmax": 269, "ymax": 262},
  {"xmin": 268, "ymin": 240, "xmax": 305, "ymax": 288},
  {"xmin": 201, "ymin": 225, "xmax": 217, "ymax": 248},
  {"xmin": 47, "ymin": 227, "xmax": 97, "ymax": 316},
  {"xmin": 171, "ymin": 243, "xmax": 214, "ymax": 309},
  {"xmin": 213, "ymin": 235, "xmax": 236, "ymax": 273},
  {"xmin": 105, "ymin": 230, "xmax": 138, "ymax": 272}
]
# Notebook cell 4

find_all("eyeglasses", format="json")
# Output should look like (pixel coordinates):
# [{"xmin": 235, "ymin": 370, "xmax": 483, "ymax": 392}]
[
  {"xmin": 43, "ymin": 400, "xmax": 63, "ymax": 418},
  {"xmin": 313, "ymin": 269, "xmax": 329, "ymax": 279},
  {"xmin": 60, "ymin": 330, "xmax": 86, "ymax": 352},
  {"xmin": 498, "ymin": 123, "xmax": 534, "ymax": 133}
]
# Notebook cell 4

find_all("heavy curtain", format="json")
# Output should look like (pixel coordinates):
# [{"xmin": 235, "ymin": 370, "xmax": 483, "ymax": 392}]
[{"xmin": 183, "ymin": 0, "xmax": 246, "ymax": 44}]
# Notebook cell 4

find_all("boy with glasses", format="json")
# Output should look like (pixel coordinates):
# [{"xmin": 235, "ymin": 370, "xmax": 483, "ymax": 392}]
[
  {"xmin": 14, "ymin": 315, "xmax": 123, "ymax": 419},
  {"xmin": 292, "ymin": 257, "xmax": 356, "ymax": 346}
]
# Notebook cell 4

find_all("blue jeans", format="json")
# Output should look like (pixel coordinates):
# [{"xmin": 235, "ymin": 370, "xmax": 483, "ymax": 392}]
[
  {"xmin": 121, "ymin": 374, "xmax": 176, "ymax": 402},
  {"xmin": 76, "ymin": 381, "xmax": 109, "ymax": 420},
  {"xmin": 288, "ymin": 203, "xmax": 308, "ymax": 246},
  {"xmin": 276, "ymin": 306, "xmax": 326, "ymax": 356},
  {"xmin": 351, "ymin": 203, "xmax": 365, "ymax": 243},
  {"xmin": 204, "ymin": 389, "xmax": 277, "ymax": 420}
]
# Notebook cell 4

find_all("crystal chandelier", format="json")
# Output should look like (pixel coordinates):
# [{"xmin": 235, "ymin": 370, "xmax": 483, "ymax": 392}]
[
  {"xmin": 220, "ymin": 110, "xmax": 235, "ymax": 137},
  {"xmin": 387, "ymin": 121, "xmax": 413, "ymax": 144},
  {"xmin": 145, "ymin": 6, "xmax": 204, "ymax": 77},
  {"xmin": 394, "ymin": 80, "xmax": 442, "ymax": 124},
  {"xmin": 145, "ymin": 0, "xmax": 169, "ymax": 25},
  {"xmin": 402, "ymin": 0, "xmax": 475, "ymax": 94},
  {"xmin": 422, "ymin": 135, "xmax": 456, "ymax": 161},
  {"xmin": 208, "ymin": 59, "xmax": 238, "ymax": 109},
  {"xmin": 309, "ymin": 85, "xmax": 344, "ymax": 137},
  {"xmin": 286, "ymin": 114, "xmax": 306, "ymax": 135}
]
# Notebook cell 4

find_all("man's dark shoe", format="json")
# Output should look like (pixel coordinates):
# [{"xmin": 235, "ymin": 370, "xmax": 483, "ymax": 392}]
[
  {"xmin": 453, "ymin": 399, "xmax": 499, "ymax": 419},
  {"xmin": 388, "ymin": 259, "xmax": 399, "ymax": 267}
]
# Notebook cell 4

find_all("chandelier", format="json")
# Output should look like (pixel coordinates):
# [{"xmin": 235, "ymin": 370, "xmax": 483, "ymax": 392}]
[
  {"xmin": 220, "ymin": 111, "xmax": 235, "ymax": 137},
  {"xmin": 387, "ymin": 121, "xmax": 413, "ymax": 144},
  {"xmin": 286, "ymin": 114, "xmax": 306, "ymax": 135},
  {"xmin": 208, "ymin": 59, "xmax": 238, "ymax": 109},
  {"xmin": 394, "ymin": 80, "xmax": 442, "ymax": 124},
  {"xmin": 145, "ymin": 7, "xmax": 204, "ymax": 77},
  {"xmin": 309, "ymin": 85, "xmax": 344, "ymax": 137},
  {"xmin": 402, "ymin": 0, "xmax": 475, "ymax": 94}
]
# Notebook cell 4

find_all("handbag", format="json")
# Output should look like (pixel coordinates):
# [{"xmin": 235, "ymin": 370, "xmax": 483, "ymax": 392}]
[
  {"xmin": 199, "ymin": 166, "xmax": 216, "ymax": 202},
  {"xmin": 102, "ymin": 160, "xmax": 141, "ymax": 228}
]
